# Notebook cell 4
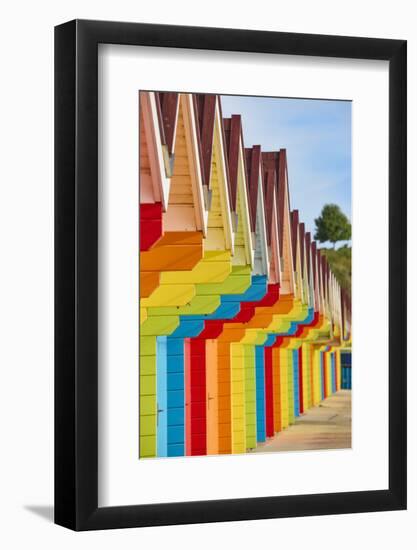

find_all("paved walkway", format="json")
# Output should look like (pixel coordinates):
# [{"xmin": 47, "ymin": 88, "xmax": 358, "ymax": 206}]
[{"xmin": 251, "ymin": 390, "xmax": 351, "ymax": 453}]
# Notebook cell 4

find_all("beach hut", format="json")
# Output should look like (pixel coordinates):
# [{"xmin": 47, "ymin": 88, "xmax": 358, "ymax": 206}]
[
  {"xmin": 139, "ymin": 92, "xmax": 350, "ymax": 458},
  {"xmin": 139, "ymin": 92, "xmax": 209, "ymax": 458}
]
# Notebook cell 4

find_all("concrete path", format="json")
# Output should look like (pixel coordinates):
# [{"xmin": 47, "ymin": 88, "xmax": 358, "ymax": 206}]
[{"xmin": 251, "ymin": 390, "xmax": 351, "ymax": 453}]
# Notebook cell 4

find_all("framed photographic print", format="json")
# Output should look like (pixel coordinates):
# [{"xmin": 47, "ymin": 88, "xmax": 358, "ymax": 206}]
[{"xmin": 55, "ymin": 19, "xmax": 407, "ymax": 530}]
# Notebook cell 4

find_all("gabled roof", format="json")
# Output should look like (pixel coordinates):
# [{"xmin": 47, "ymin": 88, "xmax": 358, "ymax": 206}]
[
  {"xmin": 264, "ymin": 171, "xmax": 276, "ymax": 247},
  {"xmin": 140, "ymin": 91, "xmax": 349, "ymax": 334},
  {"xmin": 140, "ymin": 91, "xmax": 173, "ymax": 209},
  {"xmin": 278, "ymin": 149, "xmax": 290, "ymax": 253},
  {"xmin": 340, "ymin": 287, "xmax": 351, "ymax": 339},
  {"xmin": 222, "ymin": 115, "xmax": 248, "ymax": 217},
  {"xmin": 312, "ymin": 241, "xmax": 322, "ymax": 311},
  {"xmin": 261, "ymin": 152, "xmax": 279, "ymax": 246},
  {"xmin": 316, "ymin": 247, "xmax": 325, "ymax": 309},
  {"xmin": 222, "ymin": 114, "xmax": 254, "ymax": 266},
  {"xmin": 162, "ymin": 94, "xmax": 206, "ymax": 232},
  {"xmin": 311, "ymin": 240, "xmax": 317, "ymax": 283},
  {"xmin": 193, "ymin": 94, "xmax": 216, "ymax": 188},
  {"xmin": 245, "ymin": 145, "xmax": 262, "ymax": 233},
  {"xmin": 321, "ymin": 255, "xmax": 328, "ymax": 300},
  {"xmin": 261, "ymin": 149, "xmax": 292, "ymax": 258},
  {"xmin": 201, "ymin": 115, "xmax": 233, "ymax": 249},
  {"xmin": 155, "ymin": 92, "xmax": 179, "ymax": 155},
  {"xmin": 305, "ymin": 232, "xmax": 312, "ymax": 285},
  {"xmin": 262, "ymin": 150, "xmax": 295, "ymax": 293},
  {"xmin": 290, "ymin": 210, "xmax": 299, "ymax": 271},
  {"xmin": 299, "ymin": 222, "xmax": 306, "ymax": 275},
  {"xmin": 245, "ymin": 145, "xmax": 270, "ymax": 276}
]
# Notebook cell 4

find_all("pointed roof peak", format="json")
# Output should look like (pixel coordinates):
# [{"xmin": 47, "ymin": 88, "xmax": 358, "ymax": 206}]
[
  {"xmin": 305, "ymin": 231, "xmax": 311, "ymax": 283},
  {"xmin": 291, "ymin": 209, "xmax": 299, "ymax": 223},
  {"xmin": 222, "ymin": 115, "xmax": 244, "ymax": 213},
  {"xmin": 290, "ymin": 210, "xmax": 299, "ymax": 270},
  {"xmin": 155, "ymin": 92, "xmax": 179, "ymax": 155},
  {"xmin": 245, "ymin": 145, "xmax": 263, "ymax": 232},
  {"xmin": 193, "ymin": 93, "xmax": 216, "ymax": 188},
  {"xmin": 261, "ymin": 155, "xmax": 278, "ymax": 245},
  {"xmin": 299, "ymin": 222, "xmax": 306, "ymax": 273}
]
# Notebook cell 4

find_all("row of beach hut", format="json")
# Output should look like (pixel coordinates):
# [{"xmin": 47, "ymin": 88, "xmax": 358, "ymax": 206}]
[{"xmin": 139, "ymin": 92, "xmax": 352, "ymax": 458}]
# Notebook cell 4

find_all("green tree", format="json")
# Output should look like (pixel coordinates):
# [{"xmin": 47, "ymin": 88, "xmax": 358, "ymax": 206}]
[
  {"xmin": 321, "ymin": 246, "xmax": 351, "ymax": 298},
  {"xmin": 314, "ymin": 204, "xmax": 351, "ymax": 249}
]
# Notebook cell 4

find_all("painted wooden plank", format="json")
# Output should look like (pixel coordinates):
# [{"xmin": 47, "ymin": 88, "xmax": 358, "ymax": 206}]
[
  {"xmin": 298, "ymin": 347, "xmax": 304, "ymax": 414},
  {"xmin": 293, "ymin": 349, "xmax": 300, "ymax": 417},
  {"xmin": 169, "ymin": 319, "xmax": 204, "ymax": 338},
  {"xmin": 302, "ymin": 343, "xmax": 312, "ymax": 411},
  {"xmin": 139, "ymin": 315, "xmax": 179, "ymax": 336},
  {"xmin": 160, "ymin": 258, "xmax": 231, "ymax": 285},
  {"xmin": 140, "ymin": 203, "xmax": 163, "ymax": 251},
  {"xmin": 147, "ymin": 295, "xmax": 220, "ymax": 317},
  {"xmin": 206, "ymin": 339, "xmax": 219, "ymax": 455},
  {"xmin": 141, "ymin": 284, "xmax": 195, "ymax": 309},
  {"xmin": 287, "ymin": 350, "xmax": 294, "ymax": 425},
  {"xmin": 195, "ymin": 265, "xmax": 251, "ymax": 296},
  {"xmin": 326, "ymin": 351, "xmax": 332, "ymax": 397},
  {"xmin": 244, "ymin": 345, "xmax": 257, "ymax": 450},
  {"xmin": 329, "ymin": 353, "xmax": 334, "ymax": 393},
  {"xmin": 279, "ymin": 348, "xmax": 289, "ymax": 429},
  {"xmin": 156, "ymin": 336, "xmax": 168, "ymax": 457},
  {"xmin": 221, "ymin": 274, "xmax": 267, "ymax": 303},
  {"xmin": 139, "ymin": 334, "xmax": 157, "ymax": 458},
  {"xmin": 313, "ymin": 349, "xmax": 321, "ymax": 405},
  {"xmin": 186, "ymin": 338, "xmax": 207, "ymax": 455},
  {"xmin": 336, "ymin": 350, "xmax": 342, "ymax": 390},
  {"xmin": 217, "ymin": 341, "xmax": 232, "ymax": 454},
  {"xmin": 272, "ymin": 347, "xmax": 281, "ymax": 433},
  {"xmin": 264, "ymin": 346, "xmax": 274, "ymax": 437},
  {"xmin": 141, "ymin": 242, "xmax": 203, "ymax": 272},
  {"xmin": 230, "ymin": 342, "xmax": 246, "ymax": 453},
  {"xmin": 166, "ymin": 336, "xmax": 185, "ymax": 457},
  {"xmin": 184, "ymin": 339, "xmax": 192, "ymax": 455},
  {"xmin": 255, "ymin": 346, "xmax": 266, "ymax": 442},
  {"xmin": 140, "ymin": 271, "xmax": 160, "ymax": 298}
]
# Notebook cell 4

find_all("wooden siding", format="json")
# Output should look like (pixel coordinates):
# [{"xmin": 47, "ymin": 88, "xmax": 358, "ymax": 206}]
[
  {"xmin": 163, "ymin": 102, "xmax": 198, "ymax": 232},
  {"xmin": 139, "ymin": 92, "xmax": 351, "ymax": 459}
]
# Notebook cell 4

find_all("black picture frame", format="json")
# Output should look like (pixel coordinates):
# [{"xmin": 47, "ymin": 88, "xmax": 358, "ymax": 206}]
[{"xmin": 55, "ymin": 19, "xmax": 407, "ymax": 531}]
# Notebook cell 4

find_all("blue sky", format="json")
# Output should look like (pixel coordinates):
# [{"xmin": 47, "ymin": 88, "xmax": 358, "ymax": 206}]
[{"xmin": 221, "ymin": 95, "xmax": 351, "ymax": 244}]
